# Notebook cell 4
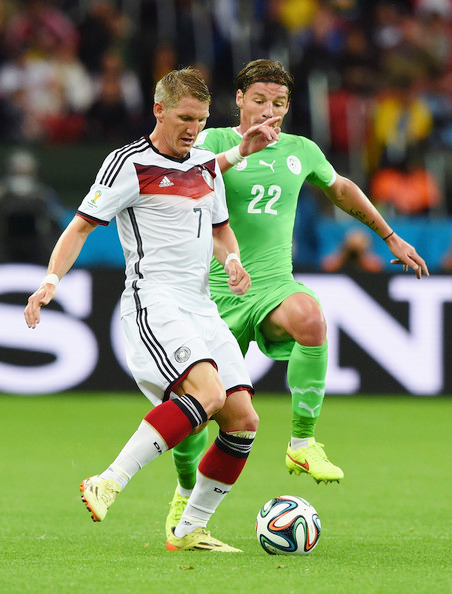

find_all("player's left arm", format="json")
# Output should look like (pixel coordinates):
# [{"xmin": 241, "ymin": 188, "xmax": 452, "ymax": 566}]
[
  {"xmin": 212, "ymin": 223, "xmax": 251, "ymax": 295},
  {"xmin": 323, "ymin": 174, "xmax": 429, "ymax": 279}
]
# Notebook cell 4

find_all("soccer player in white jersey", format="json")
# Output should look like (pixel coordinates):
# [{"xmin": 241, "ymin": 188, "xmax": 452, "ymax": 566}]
[{"xmin": 24, "ymin": 68, "xmax": 280, "ymax": 552}]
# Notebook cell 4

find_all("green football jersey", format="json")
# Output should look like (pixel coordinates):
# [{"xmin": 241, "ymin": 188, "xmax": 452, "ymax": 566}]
[{"xmin": 195, "ymin": 127, "xmax": 335, "ymax": 288}]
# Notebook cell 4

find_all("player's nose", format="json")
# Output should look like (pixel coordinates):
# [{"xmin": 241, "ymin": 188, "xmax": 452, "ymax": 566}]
[
  {"xmin": 262, "ymin": 101, "xmax": 274, "ymax": 118},
  {"xmin": 187, "ymin": 121, "xmax": 200, "ymax": 137}
]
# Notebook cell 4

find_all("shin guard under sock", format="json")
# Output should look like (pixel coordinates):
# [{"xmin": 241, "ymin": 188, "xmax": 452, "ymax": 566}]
[{"xmin": 287, "ymin": 341, "xmax": 328, "ymax": 438}]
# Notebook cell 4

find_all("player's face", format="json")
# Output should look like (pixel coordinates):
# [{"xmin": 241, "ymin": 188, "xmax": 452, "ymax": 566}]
[
  {"xmin": 236, "ymin": 82, "xmax": 290, "ymax": 133},
  {"xmin": 152, "ymin": 95, "xmax": 210, "ymax": 158}
]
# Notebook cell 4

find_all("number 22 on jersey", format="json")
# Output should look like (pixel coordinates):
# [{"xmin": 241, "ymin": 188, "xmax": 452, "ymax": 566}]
[{"xmin": 248, "ymin": 184, "xmax": 281, "ymax": 215}]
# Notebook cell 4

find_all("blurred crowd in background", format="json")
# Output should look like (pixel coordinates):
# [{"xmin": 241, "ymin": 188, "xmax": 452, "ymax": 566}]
[{"xmin": 1, "ymin": 0, "xmax": 452, "ymax": 271}]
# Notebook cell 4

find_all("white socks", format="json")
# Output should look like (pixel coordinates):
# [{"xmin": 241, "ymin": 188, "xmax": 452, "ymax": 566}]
[
  {"xmin": 177, "ymin": 484, "xmax": 193, "ymax": 498},
  {"xmin": 290, "ymin": 436, "xmax": 312, "ymax": 450},
  {"xmin": 174, "ymin": 471, "xmax": 231, "ymax": 537},
  {"xmin": 100, "ymin": 420, "xmax": 168, "ymax": 489}
]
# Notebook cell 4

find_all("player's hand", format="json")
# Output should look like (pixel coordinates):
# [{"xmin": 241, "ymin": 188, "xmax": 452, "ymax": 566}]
[
  {"xmin": 239, "ymin": 117, "xmax": 281, "ymax": 157},
  {"xmin": 24, "ymin": 284, "xmax": 57, "ymax": 329},
  {"xmin": 386, "ymin": 233, "xmax": 429, "ymax": 279},
  {"xmin": 225, "ymin": 260, "xmax": 251, "ymax": 295}
]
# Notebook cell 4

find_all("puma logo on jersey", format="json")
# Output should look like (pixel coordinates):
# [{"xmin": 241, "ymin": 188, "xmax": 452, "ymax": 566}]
[
  {"xmin": 259, "ymin": 159, "xmax": 276, "ymax": 172},
  {"xmin": 159, "ymin": 176, "xmax": 174, "ymax": 187}
]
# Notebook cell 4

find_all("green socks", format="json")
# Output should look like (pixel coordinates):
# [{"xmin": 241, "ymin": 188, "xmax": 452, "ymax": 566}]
[
  {"xmin": 287, "ymin": 341, "xmax": 328, "ymax": 439},
  {"xmin": 172, "ymin": 426, "xmax": 209, "ymax": 490},
  {"xmin": 171, "ymin": 341, "xmax": 328, "ymax": 484}
]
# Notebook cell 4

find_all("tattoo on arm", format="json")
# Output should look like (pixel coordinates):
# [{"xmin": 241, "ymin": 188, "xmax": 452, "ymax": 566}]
[{"xmin": 348, "ymin": 209, "xmax": 379, "ymax": 232}]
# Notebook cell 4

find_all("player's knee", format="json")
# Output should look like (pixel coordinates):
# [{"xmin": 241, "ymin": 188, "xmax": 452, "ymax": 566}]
[
  {"xmin": 241, "ymin": 408, "xmax": 259, "ymax": 432},
  {"xmin": 294, "ymin": 303, "xmax": 326, "ymax": 346},
  {"xmin": 303, "ymin": 314, "xmax": 326, "ymax": 343},
  {"xmin": 202, "ymin": 384, "xmax": 227, "ymax": 417},
  {"xmin": 229, "ymin": 406, "xmax": 260, "ymax": 432}
]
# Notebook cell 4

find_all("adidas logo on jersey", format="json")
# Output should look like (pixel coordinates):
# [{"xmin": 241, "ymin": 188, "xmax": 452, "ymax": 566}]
[{"xmin": 159, "ymin": 176, "xmax": 174, "ymax": 187}]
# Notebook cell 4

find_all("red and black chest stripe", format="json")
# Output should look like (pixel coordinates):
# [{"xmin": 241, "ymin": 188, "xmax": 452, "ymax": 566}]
[{"xmin": 135, "ymin": 159, "xmax": 216, "ymax": 200}]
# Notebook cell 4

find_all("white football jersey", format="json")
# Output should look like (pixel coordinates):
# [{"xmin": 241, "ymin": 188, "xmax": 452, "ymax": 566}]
[{"xmin": 77, "ymin": 136, "xmax": 229, "ymax": 315}]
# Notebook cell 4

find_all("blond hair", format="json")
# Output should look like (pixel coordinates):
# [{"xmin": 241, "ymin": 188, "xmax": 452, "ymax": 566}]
[{"xmin": 154, "ymin": 68, "xmax": 211, "ymax": 109}]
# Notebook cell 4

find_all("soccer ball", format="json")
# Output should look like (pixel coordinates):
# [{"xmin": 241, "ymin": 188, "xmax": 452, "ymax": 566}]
[{"xmin": 255, "ymin": 495, "xmax": 321, "ymax": 555}]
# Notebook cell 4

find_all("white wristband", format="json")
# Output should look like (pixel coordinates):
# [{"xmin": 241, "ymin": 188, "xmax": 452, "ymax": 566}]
[
  {"xmin": 225, "ymin": 253, "xmax": 241, "ymax": 268},
  {"xmin": 224, "ymin": 145, "xmax": 244, "ymax": 166},
  {"xmin": 40, "ymin": 273, "xmax": 59, "ymax": 287}
]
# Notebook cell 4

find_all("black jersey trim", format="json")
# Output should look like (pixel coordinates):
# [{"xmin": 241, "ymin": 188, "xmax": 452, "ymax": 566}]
[
  {"xmin": 226, "ymin": 384, "xmax": 255, "ymax": 397},
  {"xmin": 212, "ymin": 218, "xmax": 229, "ymax": 228},
  {"xmin": 76, "ymin": 211, "xmax": 109, "ymax": 226},
  {"xmin": 145, "ymin": 137, "xmax": 193, "ymax": 164},
  {"xmin": 163, "ymin": 358, "xmax": 218, "ymax": 401},
  {"xmin": 100, "ymin": 137, "xmax": 149, "ymax": 187}
]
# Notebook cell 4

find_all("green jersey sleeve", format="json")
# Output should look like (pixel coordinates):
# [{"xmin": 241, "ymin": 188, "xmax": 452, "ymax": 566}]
[
  {"xmin": 195, "ymin": 128, "xmax": 234, "ymax": 154},
  {"xmin": 302, "ymin": 137, "xmax": 336, "ymax": 188}
]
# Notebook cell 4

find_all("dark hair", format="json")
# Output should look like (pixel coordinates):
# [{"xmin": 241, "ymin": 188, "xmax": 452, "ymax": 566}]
[
  {"xmin": 154, "ymin": 67, "xmax": 211, "ymax": 109},
  {"xmin": 235, "ymin": 59, "xmax": 294, "ymax": 100}
]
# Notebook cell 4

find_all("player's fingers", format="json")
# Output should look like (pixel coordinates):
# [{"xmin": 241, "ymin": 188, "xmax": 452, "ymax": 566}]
[
  {"xmin": 24, "ymin": 286, "xmax": 55, "ymax": 328},
  {"xmin": 24, "ymin": 301, "xmax": 40, "ymax": 329},
  {"xmin": 231, "ymin": 281, "xmax": 249, "ymax": 294},
  {"xmin": 225, "ymin": 261, "xmax": 238, "ymax": 281},
  {"xmin": 264, "ymin": 116, "xmax": 282, "ymax": 127},
  {"xmin": 249, "ymin": 117, "xmax": 281, "ymax": 135},
  {"xmin": 405, "ymin": 253, "xmax": 427, "ymax": 278},
  {"xmin": 227, "ymin": 270, "xmax": 251, "ymax": 295},
  {"xmin": 413, "ymin": 254, "xmax": 429, "ymax": 277},
  {"xmin": 263, "ymin": 122, "xmax": 281, "ymax": 141},
  {"xmin": 390, "ymin": 255, "xmax": 427, "ymax": 279},
  {"xmin": 257, "ymin": 127, "xmax": 277, "ymax": 142}
]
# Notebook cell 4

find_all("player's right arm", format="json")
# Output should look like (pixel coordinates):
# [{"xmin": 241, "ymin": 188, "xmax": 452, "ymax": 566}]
[
  {"xmin": 24, "ymin": 215, "xmax": 97, "ymax": 328},
  {"xmin": 215, "ymin": 117, "xmax": 281, "ymax": 173}
]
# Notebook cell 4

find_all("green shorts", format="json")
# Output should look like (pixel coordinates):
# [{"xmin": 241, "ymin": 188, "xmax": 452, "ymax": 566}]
[{"xmin": 211, "ymin": 278, "xmax": 322, "ymax": 361}]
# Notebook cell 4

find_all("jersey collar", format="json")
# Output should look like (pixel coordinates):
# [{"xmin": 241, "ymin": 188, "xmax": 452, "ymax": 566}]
[{"xmin": 145, "ymin": 136, "xmax": 193, "ymax": 163}]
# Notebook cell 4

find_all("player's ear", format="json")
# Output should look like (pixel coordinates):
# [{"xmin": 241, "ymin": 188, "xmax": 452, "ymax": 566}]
[
  {"xmin": 154, "ymin": 102, "xmax": 165, "ymax": 122},
  {"xmin": 236, "ymin": 89, "xmax": 244, "ymax": 109}
]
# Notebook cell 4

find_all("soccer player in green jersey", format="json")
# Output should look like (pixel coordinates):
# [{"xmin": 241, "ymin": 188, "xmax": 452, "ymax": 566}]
[{"xmin": 165, "ymin": 59, "xmax": 429, "ymax": 537}]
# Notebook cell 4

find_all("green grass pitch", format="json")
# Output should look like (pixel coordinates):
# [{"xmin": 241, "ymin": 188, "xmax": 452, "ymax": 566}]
[{"xmin": 1, "ymin": 392, "xmax": 450, "ymax": 594}]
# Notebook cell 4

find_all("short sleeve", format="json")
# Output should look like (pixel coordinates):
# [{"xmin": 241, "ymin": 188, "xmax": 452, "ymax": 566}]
[
  {"xmin": 195, "ymin": 128, "xmax": 221, "ymax": 153},
  {"xmin": 77, "ymin": 152, "xmax": 140, "ymax": 225},
  {"xmin": 304, "ymin": 138, "xmax": 336, "ymax": 188},
  {"xmin": 212, "ymin": 158, "xmax": 229, "ymax": 226}
]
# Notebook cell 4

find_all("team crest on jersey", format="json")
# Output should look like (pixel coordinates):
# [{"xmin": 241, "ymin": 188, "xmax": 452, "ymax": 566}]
[
  {"xmin": 287, "ymin": 155, "xmax": 302, "ymax": 174},
  {"xmin": 235, "ymin": 159, "xmax": 247, "ymax": 171},
  {"xmin": 175, "ymin": 346, "xmax": 191, "ymax": 363},
  {"xmin": 201, "ymin": 167, "xmax": 214, "ymax": 189}
]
